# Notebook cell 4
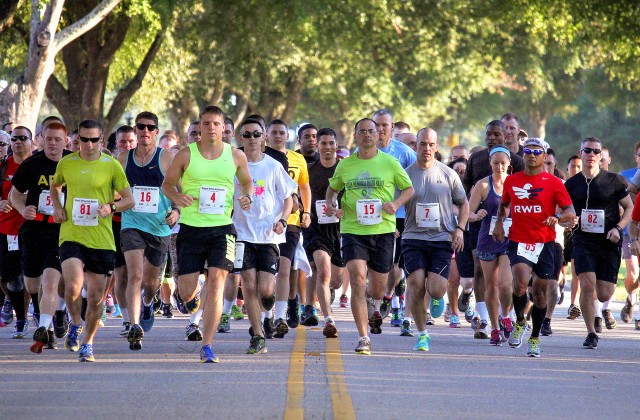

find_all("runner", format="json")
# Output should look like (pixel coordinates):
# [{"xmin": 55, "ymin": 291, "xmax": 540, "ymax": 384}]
[{"xmin": 51, "ymin": 119, "xmax": 134, "ymax": 362}]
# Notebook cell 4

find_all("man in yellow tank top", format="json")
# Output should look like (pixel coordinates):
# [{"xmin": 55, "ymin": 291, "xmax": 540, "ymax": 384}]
[{"xmin": 162, "ymin": 106, "xmax": 254, "ymax": 363}]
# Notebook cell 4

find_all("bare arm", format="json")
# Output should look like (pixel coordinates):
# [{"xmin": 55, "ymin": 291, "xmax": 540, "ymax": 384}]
[
  {"xmin": 233, "ymin": 148, "xmax": 254, "ymax": 211},
  {"xmin": 50, "ymin": 181, "xmax": 66, "ymax": 223},
  {"xmin": 273, "ymin": 195, "xmax": 293, "ymax": 235},
  {"xmin": 161, "ymin": 147, "xmax": 194, "ymax": 208},
  {"xmin": 467, "ymin": 181, "xmax": 488, "ymax": 222},
  {"xmin": 9, "ymin": 187, "xmax": 36, "ymax": 220},
  {"xmin": 382, "ymin": 186, "xmax": 414, "ymax": 215},
  {"xmin": 299, "ymin": 182, "xmax": 312, "ymax": 227}
]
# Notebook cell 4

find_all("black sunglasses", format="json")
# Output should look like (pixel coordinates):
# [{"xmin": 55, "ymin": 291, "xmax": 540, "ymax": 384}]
[
  {"xmin": 10, "ymin": 135, "xmax": 31, "ymax": 142},
  {"xmin": 581, "ymin": 147, "xmax": 601, "ymax": 155},
  {"xmin": 0, "ymin": 142, "xmax": 8, "ymax": 147},
  {"xmin": 241, "ymin": 130, "xmax": 263, "ymax": 139},
  {"xmin": 136, "ymin": 123, "xmax": 158, "ymax": 131},
  {"xmin": 79, "ymin": 136, "xmax": 101, "ymax": 143}
]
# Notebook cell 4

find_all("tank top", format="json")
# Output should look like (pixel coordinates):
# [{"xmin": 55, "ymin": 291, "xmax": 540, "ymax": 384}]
[
  {"xmin": 181, "ymin": 142, "xmax": 235, "ymax": 227},
  {"xmin": 477, "ymin": 175, "xmax": 509, "ymax": 253},
  {"xmin": 121, "ymin": 147, "xmax": 171, "ymax": 236}
]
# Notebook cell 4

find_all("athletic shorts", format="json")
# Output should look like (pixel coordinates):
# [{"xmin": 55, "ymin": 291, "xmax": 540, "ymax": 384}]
[
  {"xmin": 507, "ymin": 241, "xmax": 557, "ymax": 280},
  {"xmin": 121, "ymin": 228, "xmax": 170, "ymax": 268},
  {"xmin": 341, "ymin": 233, "xmax": 394, "ymax": 274},
  {"xmin": 0, "ymin": 233, "xmax": 22, "ymax": 283},
  {"xmin": 393, "ymin": 218, "xmax": 405, "ymax": 267},
  {"xmin": 278, "ymin": 226, "xmax": 301, "ymax": 263},
  {"xmin": 113, "ymin": 220, "xmax": 125, "ymax": 268},
  {"xmin": 622, "ymin": 234, "xmax": 636, "ymax": 260},
  {"xmin": 550, "ymin": 242, "xmax": 564, "ymax": 281},
  {"xmin": 59, "ymin": 241, "xmax": 115, "ymax": 276},
  {"xmin": 304, "ymin": 223, "xmax": 344, "ymax": 268},
  {"xmin": 572, "ymin": 236, "xmax": 622, "ymax": 284},
  {"xmin": 177, "ymin": 224, "xmax": 236, "ymax": 275},
  {"xmin": 234, "ymin": 242, "xmax": 279, "ymax": 275},
  {"xmin": 455, "ymin": 230, "xmax": 475, "ymax": 278},
  {"xmin": 563, "ymin": 231, "xmax": 574, "ymax": 264},
  {"xmin": 477, "ymin": 250, "xmax": 509, "ymax": 262},
  {"xmin": 469, "ymin": 221, "xmax": 481, "ymax": 250},
  {"xmin": 20, "ymin": 223, "xmax": 61, "ymax": 278},
  {"xmin": 402, "ymin": 239, "xmax": 453, "ymax": 278}
]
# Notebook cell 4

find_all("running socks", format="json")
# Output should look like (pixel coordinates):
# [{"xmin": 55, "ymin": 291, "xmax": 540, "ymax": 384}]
[
  {"xmin": 512, "ymin": 293, "xmax": 528, "ymax": 323},
  {"xmin": 530, "ymin": 305, "xmax": 547, "ymax": 338}
]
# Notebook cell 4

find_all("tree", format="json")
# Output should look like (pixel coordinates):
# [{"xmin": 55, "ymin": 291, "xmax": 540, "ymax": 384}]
[{"xmin": 0, "ymin": 0, "xmax": 123, "ymax": 130}]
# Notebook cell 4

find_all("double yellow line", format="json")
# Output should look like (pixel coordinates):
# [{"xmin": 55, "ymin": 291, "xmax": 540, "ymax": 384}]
[{"xmin": 284, "ymin": 328, "xmax": 356, "ymax": 419}]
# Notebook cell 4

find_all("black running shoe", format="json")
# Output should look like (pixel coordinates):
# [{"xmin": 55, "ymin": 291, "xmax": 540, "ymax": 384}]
[
  {"xmin": 540, "ymin": 318, "xmax": 553, "ymax": 336},
  {"xmin": 127, "ymin": 324, "xmax": 144, "ymax": 351},
  {"xmin": 263, "ymin": 316, "xmax": 274, "ymax": 339},
  {"xmin": 174, "ymin": 291, "xmax": 188, "ymax": 315},
  {"xmin": 30, "ymin": 326, "xmax": 48, "ymax": 353},
  {"xmin": 45, "ymin": 330, "xmax": 57, "ymax": 350},
  {"xmin": 274, "ymin": 318, "xmax": 289, "ymax": 338},
  {"xmin": 583, "ymin": 332, "xmax": 598, "ymax": 349},
  {"xmin": 286, "ymin": 295, "xmax": 300, "ymax": 329},
  {"xmin": 162, "ymin": 303, "xmax": 174, "ymax": 319},
  {"xmin": 53, "ymin": 310, "xmax": 69, "ymax": 338}
]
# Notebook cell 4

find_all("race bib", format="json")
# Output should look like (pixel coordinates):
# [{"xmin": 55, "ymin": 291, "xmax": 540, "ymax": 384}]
[
  {"xmin": 489, "ymin": 216, "xmax": 512, "ymax": 237},
  {"xmin": 133, "ymin": 186, "xmax": 160, "ymax": 213},
  {"xmin": 72, "ymin": 198, "xmax": 99, "ymax": 226},
  {"xmin": 234, "ymin": 242, "xmax": 245, "ymax": 270},
  {"xmin": 316, "ymin": 200, "xmax": 339, "ymax": 224},
  {"xmin": 356, "ymin": 199, "xmax": 382, "ymax": 225},
  {"xmin": 517, "ymin": 242, "xmax": 544, "ymax": 264},
  {"xmin": 198, "ymin": 186, "xmax": 226, "ymax": 214},
  {"xmin": 7, "ymin": 235, "xmax": 18, "ymax": 251},
  {"xmin": 416, "ymin": 203, "xmax": 440, "ymax": 228},
  {"xmin": 581, "ymin": 209, "xmax": 605, "ymax": 233},
  {"xmin": 38, "ymin": 190, "xmax": 64, "ymax": 216}
]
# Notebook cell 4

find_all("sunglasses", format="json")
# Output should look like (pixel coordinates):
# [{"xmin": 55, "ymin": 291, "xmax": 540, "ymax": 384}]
[
  {"xmin": 136, "ymin": 123, "xmax": 158, "ymax": 131},
  {"xmin": 10, "ymin": 135, "xmax": 31, "ymax": 142},
  {"xmin": 581, "ymin": 147, "xmax": 601, "ymax": 155},
  {"xmin": 79, "ymin": 136, "xmax": 101, "ymax": 143},
  {"xmin": 523, "ymin": 148, "xmax": 544, "ymax": 156},
  {"xmin": 241, "ymin": 130, "xmax": 263, "ymax": 139},
  {"xmin": 0, "ymin": 142, "xmax": 8, "ymax": 147}
]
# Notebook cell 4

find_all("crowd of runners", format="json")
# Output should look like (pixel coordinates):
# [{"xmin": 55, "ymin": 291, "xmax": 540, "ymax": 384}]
[{"xmin": 0, "ymin": 106, "xmax": 639, "ymax": 362}]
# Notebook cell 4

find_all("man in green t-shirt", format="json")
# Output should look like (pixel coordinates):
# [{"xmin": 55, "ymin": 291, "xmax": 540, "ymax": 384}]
[
  {"xmin": 51, "ymin": 120, "xmax": 133, "ymax": 362},
  {"xmin": 325, "ymin": 118, "xmax": 413, "ymax": 355}
]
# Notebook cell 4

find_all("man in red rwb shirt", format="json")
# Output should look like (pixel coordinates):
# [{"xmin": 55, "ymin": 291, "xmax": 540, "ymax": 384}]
[
  {"xmin": 493, "ymin": 138, "xmax": 577, "ymax": 357},
  {"xmin": 0, "ymin": 126, "xmax": 31, "ymax": 338}
]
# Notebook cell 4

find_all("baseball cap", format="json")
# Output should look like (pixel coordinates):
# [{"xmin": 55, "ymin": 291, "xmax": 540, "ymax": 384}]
[{"xmin": 523, "ymin": 137, "xmax": 548, "ymax": 153}]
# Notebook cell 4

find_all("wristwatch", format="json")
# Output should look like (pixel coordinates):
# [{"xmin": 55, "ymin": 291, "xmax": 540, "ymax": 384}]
[
  {"xmin": 278, "ymin": 219, "xmax": 288, "ymax": 228},
  {"xmin": 244, "ymin": 194, "xmax": 253, "ymax": 204},
  {"xmin": 109, "ymin": 203, "xmax": 117, "ymax": 213}
]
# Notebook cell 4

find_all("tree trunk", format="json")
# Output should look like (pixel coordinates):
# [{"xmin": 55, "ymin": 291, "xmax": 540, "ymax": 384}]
[
  {"xmin": 280, "ymin": 73, "xmax": 305, "ymax": 126},
  {"xmin": 168, "ymin": 96, "xmax": 197, "ymax": 142},
  {"xmin": 527, "ymin": 109, "xmax": 547, "ymax": 139}
]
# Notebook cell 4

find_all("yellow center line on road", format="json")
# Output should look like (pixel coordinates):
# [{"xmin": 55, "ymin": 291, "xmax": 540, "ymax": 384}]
[
  {"xmin": 326, "ymin": 336, "xmax": 356, "ymax": 420},
  {"xmin": 284, "ymin": 327, "xmax": 306, "ymax": 420}
]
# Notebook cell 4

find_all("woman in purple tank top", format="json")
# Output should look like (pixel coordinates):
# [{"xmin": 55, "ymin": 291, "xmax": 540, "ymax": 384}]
[{"xmin": 468, "ymin": 146, "xmax": 514, "ymax": 345}]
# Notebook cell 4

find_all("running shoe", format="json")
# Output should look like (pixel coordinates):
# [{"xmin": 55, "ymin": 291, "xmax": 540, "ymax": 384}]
[
  {"xmin": 567, "ymin": 304, "xmax": 581, "ymax": 320},
  {"xmin": 430, "ymin": 297, "xmax": 445, "ymax": 318},
  {"xmin": 500, "ymin": 316, "xmax": 513, "ymax": 339},
  {"xmin": 508, "ymin": 323, "xmax": 525, "ymax": 348},
  {"xmin": 458, "ymin": 290, "xmax": 473, "ymax": 312},
  {"xmin": 443, "ymin": 303, "xmax": 451, "ymax": 323},
  {"xmin": 174, "ymin": 291, "xmax": 188, "ymax": 315},
  {"xmin": 127, "ymin": 324, "xmax": 144, "ymax": 351},
  {"xmin": 247, "ymin": 336, "xmax": 267, "ymax": 354},
  {"xmin": 540, "ymin": 318, "xmax": 553, "ymax": 336},
  {"xmin": 583, "ymin": 332, "xmax": 598, "ymax": 349},
  {"xmin": 30, "ymin": 326, "xmax": 48, "ymax": 354},
  {"xmin": 162, "ymin": 303, "xmax": 174, "ymax": 319},
  {"xmin": 527, "ymin": 338, "xmax": 541, "ymax": 357},
  {"xmin": 286, "ymin": 295, "xmax": 300, "ymax": 329},
  {"xmin": 120, "ymin": 321, "xmax": 131, "ymax": 337},
  {"xmin": 200, "ymin": 345, "xmax": 219, "ymax": 363},
  {"xmin": 470, "ymin": 315, "xmax": 481, "ymax": 331},
  {"xmin": 263, "ymin": 316, "xmax": 275, "ymax": 339},
  {"xmin": 355, "ymin": 337, "xmax": 371, "ymax": 355},
  {"xmin": 65, "ymin": 324, "xmax": 81, "ymax": 352},
  {"xmin": 106, "ymin": 295, "xmax": 115, "ymax": 313},
  {"xmin": 635, "ymin": 319, "xmax": 640, "ymax": 330},
  {"xmin": 339, "ymin": 294, "xmax": 348, "ymax": 308},
  {"xmin": 368, "ymin": 310, "xmax": 383, "ymax": 334},
  {"xmin": 474, "ymin": 320, "xmax": 489, "ymax": 339},
  {"xmin": 273, "ymin": 318, "xmax": 289, "ymax": 338},
  {"xmin": 12, "ymin": 319, "xmax": 28, "ymax": 339},
  {"xmin": 111, "ymin": 304, "xmax": 122, "ymax": 318},
  {"xmin": 218, "ymin": 314, "xmax": 231, "ymax": 333},
  {"xmin": 186, "ymin": 323, "xmax": 203, "ymax": 341},
  {"xmin": 301, "ymin": 305, "xmax": 319, "ymax": 327},
  {"xmin": 390, "ymin": 308, "xmax": 402, "ymax": 327},
  {"xmin": 380, "ymin": 295, "xmax": 392, "ymax": 319},
  {"xmin": 449, "ymin": 314, "xmax": 461, "ymax": 328},
  {"xmin": 323, "ymin": 319, "xmax": 338, "ymax": 338},
  {"xmin": 140, "ymin": 302, "xmax": 155, "ymax": 332},
  {"xmin": 231, "ymin": 304, "xmax": 245, "ymax": 320},
  {"xmin": 45, "ymin": 330, "xmax": 56, "ymax": 350},
  {"xmin": 594, "ymin": 317, "xmax": 603, "ymax": 334},
  {"xmin": 400, "ymin": 319, "xmax": 414, "ymax": 337},
  {"xmin": 489, "ymin": 329, "xmax": 501, "ymax": 346},
  {"xmin": 620, "ymin": 296, "xmax": 634, "ymax": 323},
  {"xmin": 413, "ymin": 333, "xmax": 430, "ymax": 351},
  {"xmin": 465, "ymin": 306, "xmax": 475, "ymax": 323},
  {"xmin": 185, "ymin": 294, "xmax": 200, "ymax": 314},
  {"xmin": 602, "ymin": 309, "xmax": 617, "ymax": 329},
  {"xmin": 557, "ymin": 280, "xmax": 565, "ymax": 305},
  {"xmin": 0, "ymin": 298, "xmax": 14, "ymax": 325},
  {"xmin": 395, "ymin": 277, "xmax": 407, "ymax": 297},
  {"xmin": 79, "ymin": 344, "xmax": 95, "ymax": 362},
  {"xmin": 425, "ymin": 312, "xmax": 434, "ymax": 326},
  {"xmin": 53, "ymin": 310, "xmax": 69, "ymax": 338}
]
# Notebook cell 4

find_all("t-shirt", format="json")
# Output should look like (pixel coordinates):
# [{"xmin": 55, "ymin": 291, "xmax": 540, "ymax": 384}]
[
  {"xmin": 564, "ymin": 171, "xmax": 628, "ymax": 242},
  {"xmin": 501, "ymin": 171, "xmax": 572, "ymax": 244},
  {"xmin": 285, "ymin": 150, "xmax": 310, "ymax": 227},
  {"xmin": 0, "ymin": 155, "xmax": 25, "ymax": 236},
  {"xmin": 378, "ymin": 139, "xmax": 416, "ymax": 219},
  {"xmin": 329, "ymin": 150, "xmax": 412, "ymax": 235},
  {"xmin": 403, "ymin": 161, "xmax": 467, "ymax": 242},
  {"xmin": 53, "ymin": 152, "xmax": 130, "ymax": 250},
  {"xmin": 308, "ymin": 159, "xmax": 341, "ymax": 224},
  {"xmin": 233, "ymin": 155, "xmax": 298, "ymax": 244},
  {"xmin": 239, "ymin": 146, "xmax": 288, "ymax": 172},
  {"xmin": 295, "ymin": 149, "xmax": 320, "ymax": 165},
  {"xmin": 632, "ymin": 192, "xmax": 640, "ymax": 222}
]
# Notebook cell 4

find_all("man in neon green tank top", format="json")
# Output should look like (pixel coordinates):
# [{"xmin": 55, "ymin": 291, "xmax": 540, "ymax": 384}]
[{"xmin": 162, "ymin": 105, "xmax": 254, "ymax": 363}]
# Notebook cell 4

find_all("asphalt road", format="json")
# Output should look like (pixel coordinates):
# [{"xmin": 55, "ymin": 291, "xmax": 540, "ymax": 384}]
[{"xmin": 0, "ymin": 297, "xmax": 639, "ymax": 419}]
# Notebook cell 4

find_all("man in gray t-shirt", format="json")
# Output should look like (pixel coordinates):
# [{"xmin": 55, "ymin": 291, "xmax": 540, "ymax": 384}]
[{"xmin": 401, "ymin": 128, "xmax": 469, "ymax": 352}]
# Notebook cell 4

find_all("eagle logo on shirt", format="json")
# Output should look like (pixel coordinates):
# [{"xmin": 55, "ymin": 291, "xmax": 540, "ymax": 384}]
[{"xmin": 513, "ymin": 183, "xmax": 543, "ymax": 199}]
